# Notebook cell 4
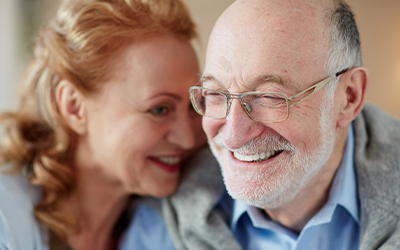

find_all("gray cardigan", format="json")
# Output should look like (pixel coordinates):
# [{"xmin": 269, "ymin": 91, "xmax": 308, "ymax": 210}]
[{"xmin": 152, "ymin": 105, "xmax": 400, "ymax": 250}]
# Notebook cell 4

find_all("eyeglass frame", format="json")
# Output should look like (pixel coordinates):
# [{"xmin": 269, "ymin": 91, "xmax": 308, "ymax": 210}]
[{"xmin": 189, "ymin": 68, "xmax": 349, "ymax": 124}]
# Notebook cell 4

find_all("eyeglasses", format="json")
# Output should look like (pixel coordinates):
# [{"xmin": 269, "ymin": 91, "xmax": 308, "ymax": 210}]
[{"xmin": 189, "ymin": 69, "xmax": 348, "ymax": 124}]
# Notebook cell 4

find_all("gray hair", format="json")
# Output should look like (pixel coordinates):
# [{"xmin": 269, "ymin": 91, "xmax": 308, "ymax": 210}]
[{"xmin": 324, "ymin": 1, "xmax": 362, "ymax": 100}]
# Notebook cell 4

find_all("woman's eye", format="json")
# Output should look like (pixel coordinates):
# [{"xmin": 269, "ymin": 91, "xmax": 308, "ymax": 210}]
[{"xmin": 149, "ymin": 106, "xmax": 169, "ymax": 115}]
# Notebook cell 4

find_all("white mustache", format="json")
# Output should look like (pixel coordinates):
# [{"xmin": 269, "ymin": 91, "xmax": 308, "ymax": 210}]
[{"xmin": 212, "ymin": 132, "xmax": 296, "ymax": 155}]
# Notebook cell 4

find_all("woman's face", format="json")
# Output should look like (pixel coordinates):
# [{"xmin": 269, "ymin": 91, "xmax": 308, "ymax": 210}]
[{"xmin": 78, "ymin": 35, "xmax": 206, "ymax": 197}]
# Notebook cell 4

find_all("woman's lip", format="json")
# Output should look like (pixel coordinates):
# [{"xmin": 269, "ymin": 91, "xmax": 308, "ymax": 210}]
[{"xmin": 149, "ymin": 157, "xmax": 181, "ymax": 173}]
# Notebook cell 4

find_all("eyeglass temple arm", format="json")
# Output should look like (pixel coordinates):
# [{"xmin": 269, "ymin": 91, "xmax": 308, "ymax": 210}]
[
  {"xmin": 288, "ymin": 77, "xmax": 333, "ymax": 107},
  {"xmin": 288, "ymin": 68, "xmax": 349, "ymax": 107}
]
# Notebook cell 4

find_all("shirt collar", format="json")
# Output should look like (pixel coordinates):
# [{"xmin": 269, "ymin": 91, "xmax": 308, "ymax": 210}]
[
  {"xmin": 231, "ymin": 124, "xmax": 359, "ymax": 231},
  {"xmin": 325, "ymin": 124, "xmax": 359, "ymax": 223}
]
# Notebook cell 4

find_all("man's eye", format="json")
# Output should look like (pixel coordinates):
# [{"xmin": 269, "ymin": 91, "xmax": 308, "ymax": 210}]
[{"xmin": 149, "ymin": 106, "xmax": 169, "ymax": 115}]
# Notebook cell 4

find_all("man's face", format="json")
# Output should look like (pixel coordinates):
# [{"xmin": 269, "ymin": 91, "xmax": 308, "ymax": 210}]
[{"xmin": 202, "ymin": 0, "xmax": 341, "ymax": 209}]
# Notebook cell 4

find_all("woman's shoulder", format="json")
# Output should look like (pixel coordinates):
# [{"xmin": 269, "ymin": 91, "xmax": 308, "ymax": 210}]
[{"xmin": 0, "ymin": 168, "xmax": 49, "ymax": 250}]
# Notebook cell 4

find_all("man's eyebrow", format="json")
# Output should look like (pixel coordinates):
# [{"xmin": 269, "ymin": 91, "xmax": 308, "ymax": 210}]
[
  {"xmin": 254, "ymin": 74, "xmax": 285, "ymax": 86},
  {"xmin": 200, "ymin": 74, "xmax": 287, "ymax": 87},
  {"xmin": 199, "ymin": 74, "xmax": 217, "ymax": 84}
]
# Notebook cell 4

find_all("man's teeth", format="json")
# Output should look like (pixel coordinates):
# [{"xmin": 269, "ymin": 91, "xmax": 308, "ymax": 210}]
[
  {"xmin": 157, "ymin": 157, "xmax": 181, "ymax": 165},
  {"xmin": 233, "ymin": 150, "xmax": 279, "ymax": 162}
]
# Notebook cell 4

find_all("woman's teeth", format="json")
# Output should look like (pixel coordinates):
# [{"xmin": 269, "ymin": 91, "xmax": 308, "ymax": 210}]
[
  {"xmin": 233, "ymin": 150, "xmax": 280, "ymax": 162},
  {"xmin": 157, "ymin": 157, "xmax": 181, "ymax": 165}
]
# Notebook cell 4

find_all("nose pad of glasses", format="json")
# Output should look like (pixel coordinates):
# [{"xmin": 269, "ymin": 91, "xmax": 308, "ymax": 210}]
[{"xmin": 243, "ymin": 103, "xmax": 252, "ymax": 112}]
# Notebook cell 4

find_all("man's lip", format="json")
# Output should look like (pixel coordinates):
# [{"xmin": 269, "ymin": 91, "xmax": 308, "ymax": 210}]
[{"xmin": 230, "ymin": 150, "xmax": 283, "ymax": 163}]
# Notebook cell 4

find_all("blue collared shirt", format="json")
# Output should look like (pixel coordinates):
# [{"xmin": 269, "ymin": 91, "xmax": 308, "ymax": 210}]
[
  {"xmin": 230, "ymin": 125, "xmax": 360, "ymax": 250},
  {"xmin": 119, "ymin": 205, "xmax": 176, "ymax": 250}
]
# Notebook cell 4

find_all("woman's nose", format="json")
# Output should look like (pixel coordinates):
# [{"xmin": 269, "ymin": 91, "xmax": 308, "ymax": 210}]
[{"xmin": 166, "ymin": 112, "xmax": 196, "ymax": 150}]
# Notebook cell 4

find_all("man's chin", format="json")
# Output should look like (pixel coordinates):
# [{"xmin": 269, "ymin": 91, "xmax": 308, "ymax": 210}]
[
  {"xmin": 222, "ymin": 175, "xmax": 276, "ymax": 209},
  {"xmin": 227, "ymin": 188, "xmax": 283, "ymax": 210},
  {"xmin": 209, "ymin": 139, "xmax": 299, "ymax": 209}
]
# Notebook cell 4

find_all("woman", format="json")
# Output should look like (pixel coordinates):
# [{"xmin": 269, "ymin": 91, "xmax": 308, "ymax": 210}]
[{"xmin": 0, "ymin": 0, "xmax": 206, "ymax": 249}]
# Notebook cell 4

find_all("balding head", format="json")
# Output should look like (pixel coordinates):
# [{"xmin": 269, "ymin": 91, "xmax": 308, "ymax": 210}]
[
  {"xmin": 205, "ymin": 0, "xmax": 361, "ymax": 85},
  {"xmin": 207, "ymin": 0, "xmax": 335, "ymax": 82}
]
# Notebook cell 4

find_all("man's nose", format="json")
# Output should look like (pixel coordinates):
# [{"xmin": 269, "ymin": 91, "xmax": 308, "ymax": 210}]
[{"xmin": 222, "ymin": 100, "xmax": 264, "ymax": 149}]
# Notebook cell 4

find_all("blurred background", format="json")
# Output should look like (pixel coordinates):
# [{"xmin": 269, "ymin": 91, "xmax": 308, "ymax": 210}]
[{"xmin": 1, "ymin": 0, "xmax": 400, "ymax": 117}]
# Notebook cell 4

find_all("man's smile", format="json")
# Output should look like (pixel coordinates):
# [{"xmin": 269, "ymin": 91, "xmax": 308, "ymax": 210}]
[{"xmin": 233, "ymin": 150, "xmax": 283, "ymax": 162}]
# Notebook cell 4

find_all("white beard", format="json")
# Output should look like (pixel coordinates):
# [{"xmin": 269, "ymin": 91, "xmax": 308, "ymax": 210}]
[{"xmin": 210, "ymin": 97, "xmax": 336, "ymax": 209}]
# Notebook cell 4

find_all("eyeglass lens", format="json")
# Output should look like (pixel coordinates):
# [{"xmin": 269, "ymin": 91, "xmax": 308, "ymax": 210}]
[{"xmin": 190, "ymin": 88, "xmax": 289, "ymax": 123}]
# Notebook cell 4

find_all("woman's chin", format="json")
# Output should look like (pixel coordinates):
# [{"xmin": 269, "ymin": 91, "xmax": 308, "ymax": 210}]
[{"xmin": 149, "ymin": 184, "xmax": 178, "ymax": 198}]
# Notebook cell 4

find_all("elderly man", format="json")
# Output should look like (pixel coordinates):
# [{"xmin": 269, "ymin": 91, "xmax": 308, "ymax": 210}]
[{"xmin": 127, "ymin": 0, "xmax": 400, "ymax": 249}]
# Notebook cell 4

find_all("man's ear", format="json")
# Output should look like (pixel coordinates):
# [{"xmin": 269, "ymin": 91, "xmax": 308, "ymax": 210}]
[
  {"xmin": 336, "ymin": 66, "xmax": 369, "ymax": 128},
  {"xmin": 56, "ymin": 80, "xmax": 87, "ymax": 135}
]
